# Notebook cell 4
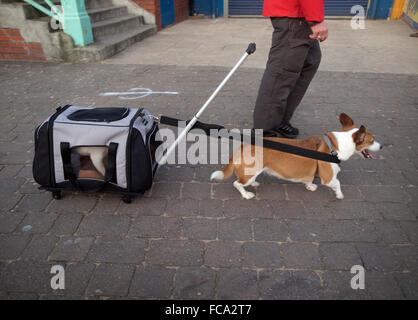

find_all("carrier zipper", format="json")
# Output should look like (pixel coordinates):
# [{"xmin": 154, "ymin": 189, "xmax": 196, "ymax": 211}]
[
  {"xmin": 146, "ymin": 122, "xmax": 158, "ymax": 178},
  {"xmin": 34, "ymin": 125, "xmax": 40, "ymax": 150}
]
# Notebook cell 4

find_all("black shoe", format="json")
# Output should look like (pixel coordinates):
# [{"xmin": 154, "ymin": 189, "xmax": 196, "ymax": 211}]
[
  {"xmin": 277, "ymin": 123, "xmax": 299, "ymax": 138},
  {"xmin": 251, "ymin": 128, "xmax": 280, "ymax": 137},
  {"xmin": 262, "ymin": 129, "xmax": 280, "ymax": 137}
]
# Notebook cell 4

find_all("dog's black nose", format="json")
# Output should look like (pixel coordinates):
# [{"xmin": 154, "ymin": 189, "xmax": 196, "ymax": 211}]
[{"xmin": 380, "ymin": 145, "xmax": 383, "ymax": 150}]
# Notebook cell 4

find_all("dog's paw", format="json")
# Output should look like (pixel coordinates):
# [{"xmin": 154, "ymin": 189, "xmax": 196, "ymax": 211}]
[
  {"xmin": 251, "ymin": 181, "xmax": 260, "ymax": 187},
  {"xmin": 336, "ymin": 192, "xmax": 344, "ymax": 200},
  {"xmin": 210, "ymin": 170, "xmax": 224, "ymax": 181},
  {"xmin": 242, "ymin": 191, "xmax": 255, "ymax": 200},
  {"xmin": 305, "ymin": 183, "xmax": 318, "ymax": 192}
]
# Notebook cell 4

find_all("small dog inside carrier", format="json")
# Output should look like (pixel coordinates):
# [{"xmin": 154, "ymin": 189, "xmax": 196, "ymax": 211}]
[{"xmin": 33, "ymin": 105, "xmax": 161, "ymax": 203}]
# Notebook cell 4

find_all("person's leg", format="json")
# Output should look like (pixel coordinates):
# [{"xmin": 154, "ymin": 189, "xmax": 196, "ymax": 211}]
[
  {"xmin": 253, "ymin": 18, "xmax": 297, "ymax": 133},
  {"xmin": 282, "ymin": 40, "xmax": 322, "ymax": 125},
  {"xmin": 253, "ymin": 18, "xmax": 313, "ymax": 135}
]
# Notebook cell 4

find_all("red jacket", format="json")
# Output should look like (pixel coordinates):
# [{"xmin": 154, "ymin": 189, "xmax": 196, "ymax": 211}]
[{"xmin": 263, "ymin": 0, "xmax": 325, "ymax": 23}]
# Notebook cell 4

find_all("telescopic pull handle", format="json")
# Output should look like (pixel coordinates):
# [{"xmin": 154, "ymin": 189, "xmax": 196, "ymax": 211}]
[
  {"xmin": 246, "ymin": 43, "xmax": 256, "ymax": 55},
  {"xmin": 157, "ymin": 42, "xmax": 256, "ymax": 167}
]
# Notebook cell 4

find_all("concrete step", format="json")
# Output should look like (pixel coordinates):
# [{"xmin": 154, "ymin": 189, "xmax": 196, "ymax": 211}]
[
  {"xmin": 71, "ymin": 25, "xmax": 157, "ymax": 61},
  {"xmin": 85, "ymin": 0, "xmax": 113, "ymax": 10},
  {"xmin": 97, "ymin": 24, "xmax": 157, "ymax": 55},
  {"xmin": 87, "ymin": 5, "xmax": 128, "ymax": 23},
  {"xmin": 91, "ymin": 14, "xmax": 143, "ymax": 41}
]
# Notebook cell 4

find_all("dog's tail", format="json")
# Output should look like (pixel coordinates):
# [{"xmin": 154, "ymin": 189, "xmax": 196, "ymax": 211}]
[{"xmin": 210, "ymin": 162, "xmax": 234, "ymax": 181}]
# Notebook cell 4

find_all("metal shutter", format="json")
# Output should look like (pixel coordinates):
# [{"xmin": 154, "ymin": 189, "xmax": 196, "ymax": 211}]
[
  {"xmin": 325, "ymin": 0, "xmax": 369, "ymax": 15},
  {"xmin": 229, "ymin": 0, "xmax": 263, "ymax": 15},
  {"xmin": 228, "ymin": 0, "xmax": 369, "ymax": 16}
]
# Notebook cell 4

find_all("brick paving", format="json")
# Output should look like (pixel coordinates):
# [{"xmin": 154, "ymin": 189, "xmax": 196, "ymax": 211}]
[{"xmin": 0, "ymin": 61, "xmax": 417, "ymax": 299}]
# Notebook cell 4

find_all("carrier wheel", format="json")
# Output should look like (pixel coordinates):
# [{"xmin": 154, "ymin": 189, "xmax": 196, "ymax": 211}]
[
  {"xmin": 122, "ymin": 195, "xmax": 132, "ymax": 204},
  {"xmin": 52, "ymin": 191, "xmax": 62, "ymax": 200}
]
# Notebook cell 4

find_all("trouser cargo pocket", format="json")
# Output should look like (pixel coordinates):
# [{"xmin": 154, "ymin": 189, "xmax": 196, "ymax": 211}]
[{"xmin": 282, "ymin": 38, "xmax": 313, "ymax": 73}]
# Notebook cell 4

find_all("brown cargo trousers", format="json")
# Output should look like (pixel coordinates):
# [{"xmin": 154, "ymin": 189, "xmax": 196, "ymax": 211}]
[{"xmin": 253, "ymin": 17, "xmax": 322, "ymax": 133}]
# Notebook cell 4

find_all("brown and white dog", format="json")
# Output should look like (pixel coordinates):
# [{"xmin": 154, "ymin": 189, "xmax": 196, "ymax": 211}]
[{"xmin": 210, "ymin": 113, "xmax": 382, "ymax": 200}]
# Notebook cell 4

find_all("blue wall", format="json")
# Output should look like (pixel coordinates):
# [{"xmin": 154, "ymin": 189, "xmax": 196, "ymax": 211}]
[
  {"xmin": 161, "ymin": 0, "xmax": 175, "ymax": 27},
  {"xmin": 368, "ymin": 0, "xmax": 395, "ymax": 19}
]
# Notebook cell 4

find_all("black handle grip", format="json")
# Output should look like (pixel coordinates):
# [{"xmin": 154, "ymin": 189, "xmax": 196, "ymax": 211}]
[{"xmin": 246, "ymin": 43, "xmax": 256, "ymax": 55}]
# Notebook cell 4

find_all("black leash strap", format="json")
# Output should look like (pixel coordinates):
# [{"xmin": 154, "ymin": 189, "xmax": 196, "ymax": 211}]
[
  {"xmin": 160, "ymin": 116, "xmax": 225, "ymax": 136},
  {"xmin": 159, "ymin": 116, "xmax": 340, "ymax": 164}
]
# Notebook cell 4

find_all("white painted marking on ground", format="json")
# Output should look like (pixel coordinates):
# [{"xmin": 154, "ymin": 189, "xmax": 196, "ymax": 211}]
[
  {"xmin": 99, "ymin": 87, "xmax": 179, "ymax": 100},
  {"xmin": 22, "ymin": 225, "xmax": 32, "ymax": 232}
]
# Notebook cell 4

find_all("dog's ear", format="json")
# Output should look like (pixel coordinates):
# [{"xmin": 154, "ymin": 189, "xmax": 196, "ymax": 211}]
[
  {"xmin": 339, "ymin": 113, "xmax": 354, "ymax": 128},
  {"xmin": 353, "ymin": 125, "xmax": 366, "ymax": 144}
]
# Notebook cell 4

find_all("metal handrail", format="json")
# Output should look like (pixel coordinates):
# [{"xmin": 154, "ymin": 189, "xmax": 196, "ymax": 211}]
[
  {"xmin": 21, "ymin": 0, "xmax": 93, "ymax": 46},
  {"xmin": 23, "ymin": 0, "xmax": 63, "ymax": 22}
]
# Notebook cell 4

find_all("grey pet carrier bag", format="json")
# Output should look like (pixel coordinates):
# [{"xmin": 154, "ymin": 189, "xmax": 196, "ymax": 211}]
[
  {"xmin": 33, "ymin": 105, "xmax": 160, "ymax": 203},
  {"xmin": 33, "ymin": 43, "xmax": 260, "ymax": 203}
]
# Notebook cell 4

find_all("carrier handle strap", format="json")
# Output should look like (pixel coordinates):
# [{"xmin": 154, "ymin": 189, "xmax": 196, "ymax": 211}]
[
  {"xmin": 103, "ymin": 143, "xmax": 118, "ymax": 185},
  {"xmin": 60, "ymin": 142, "xmax": 118, "ymax": 192},
  {"xmin": 60, "ymin": 142, "xmax": 79, "ymax": 188}
]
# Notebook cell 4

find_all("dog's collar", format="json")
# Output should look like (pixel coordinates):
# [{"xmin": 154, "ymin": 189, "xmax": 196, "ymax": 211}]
[{"xmin": 323, "ymin": 135, "xmax": 338, "ymax": 157}]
